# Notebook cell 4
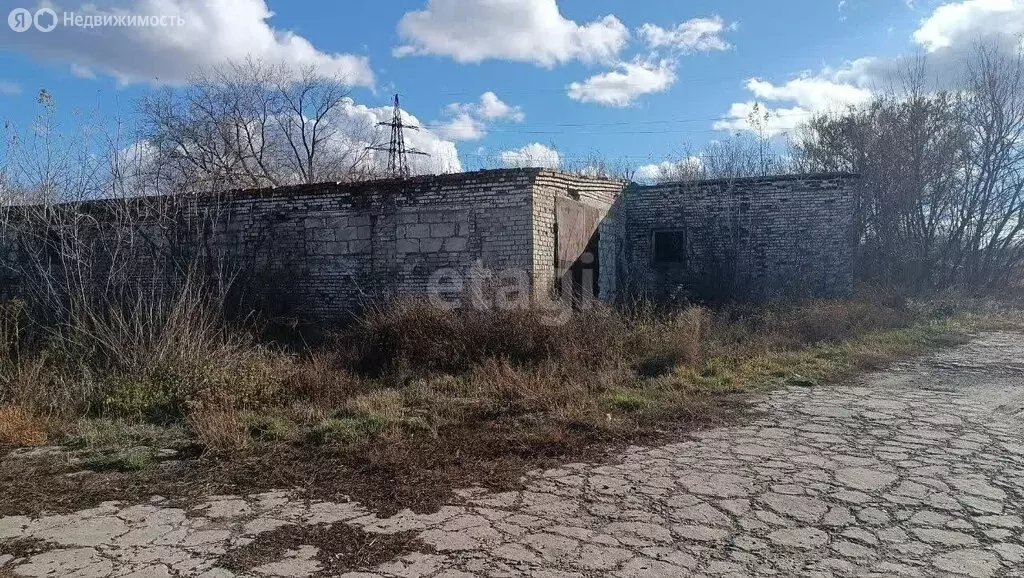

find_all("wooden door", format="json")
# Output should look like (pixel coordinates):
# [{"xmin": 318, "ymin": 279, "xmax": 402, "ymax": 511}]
[{"xmin": 555, "ymin": 197, "xmax": 601, "ymax": 300}]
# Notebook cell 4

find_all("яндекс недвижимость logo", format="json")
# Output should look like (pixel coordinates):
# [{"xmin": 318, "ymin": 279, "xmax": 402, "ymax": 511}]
[
  {"xmin": 9, "ymin": 7, "xmax": 183, "ymax": 32},
  {"xmin": 8, "ymin": 8, "xmax": 58, "ymax": 32}
]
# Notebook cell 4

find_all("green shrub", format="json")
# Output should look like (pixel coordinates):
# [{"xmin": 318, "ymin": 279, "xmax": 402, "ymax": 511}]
[{"xmin": 103, "ymin": 369, "xmax": 193, "ymax": 424}]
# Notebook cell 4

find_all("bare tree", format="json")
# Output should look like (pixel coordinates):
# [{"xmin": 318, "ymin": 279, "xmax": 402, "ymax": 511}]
[
  {"xmin": 138, "ymin": 59, "xmax": 382, "ymax": 194},
  {"xmin": 796, "ymin": 44, "xmax": 1024, "ymax": 292},
  {"xmin": 647, "ymin": 131, "xmax": 796, "ymax": 185}
]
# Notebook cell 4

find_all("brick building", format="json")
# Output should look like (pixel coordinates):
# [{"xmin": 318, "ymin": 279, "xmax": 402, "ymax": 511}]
[{"xmin": 0, "ymin": 169, "xmax": 857, "ymax": 321}]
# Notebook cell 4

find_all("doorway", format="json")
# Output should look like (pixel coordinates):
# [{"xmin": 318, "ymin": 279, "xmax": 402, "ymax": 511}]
[{"xmin": 554, "ymin": 197, "xmax": 602, "ymax": 302}]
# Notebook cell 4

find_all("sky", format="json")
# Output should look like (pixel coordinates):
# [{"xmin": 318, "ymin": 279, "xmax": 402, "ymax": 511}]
[{"xmin": 0, "ymin": 0, "xmax": 1023, "ymax": 180}]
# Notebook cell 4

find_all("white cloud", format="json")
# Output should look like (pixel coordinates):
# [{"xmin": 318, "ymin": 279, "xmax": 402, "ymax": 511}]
[
  {"xmin": 637, "ymin": 16, "xmax": 734, "ymax": 53},
  {"xmin": 746, "ymin": 76, "xmax": 872, "ymax": 111},
  {"xmin": 476, "ymin": 92, "xmax": 526, "ymax": 121},
  {"xmin": 711, "ymin": 75, "xmax": 872, "ymax": 136},
  {"xmin": 913, "ymin": 0, "xmax": 1024, "ymax": 51},
  {"xmin": 568, "ymin": 15, "xmax": 732, "ymax": 107},
  {"xmin": 343, "ymin": 99, "xmax": 462, "ymax": 175},
  {"xmin": 445, "ymin": 92, "xmax": 525, "ymax": 122},
  {"xmin": 435, "ymin": 113, "xmax": 487, "ymax": 141},
  {"xmin": 636, "ymin": 161, "xmax": 675, "ymax": 182},
  {"xmin": 500, "ymin": 143, "xmax": 561, "ymax": 168},
  {"xmin": 436, "ymin": 92, "xmax": 524, "ymax": 141},
  {"xmin": 1, "ymin": 0, "xmax": 374, "ymax": 87},
  {"xmin": 712, "ymin": 102, "xmax": 814, "ymax": 136},
  {"xmin": 0, "ymin": 81, "xmax": 21, "ymax": 96},
  {"xmin": 636, "ymin": 157, "xmax": 703, "ymax": 183},
  {"xmin": 567, "ymin": 60, "xmax": 676, "ymax": 106},
  {"xmin": 713, "ymin": 0, "xmax": 1024, "ymax": 136},
  {"xmin": 394, "ymin": 0, "xmax": 629, "ymax": 67}
]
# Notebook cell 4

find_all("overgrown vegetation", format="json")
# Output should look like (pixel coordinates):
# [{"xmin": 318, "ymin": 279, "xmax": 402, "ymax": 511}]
[
  {"xmin": 1, "ymin": 44, "xmax": 1023, "ymax": 515},
  {"xmin": 0, "ymin": 290, "xmax": 989, "ymax": 456}
]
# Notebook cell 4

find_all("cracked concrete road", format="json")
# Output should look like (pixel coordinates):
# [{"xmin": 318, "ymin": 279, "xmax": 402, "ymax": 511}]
[{"xmin": 2, "ymin": 332, "xmax": 1024, "ymax": 577}]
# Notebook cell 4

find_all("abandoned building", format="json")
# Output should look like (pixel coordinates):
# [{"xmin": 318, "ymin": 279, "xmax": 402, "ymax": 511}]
[{"xmin": 0, "ymin": 169, "xmax": 857, "ymax": 321}]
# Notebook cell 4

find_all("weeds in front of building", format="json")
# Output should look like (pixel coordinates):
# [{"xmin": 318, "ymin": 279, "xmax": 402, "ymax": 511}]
[{"xmin": 0, "ymin": 276, "xmax": 985, "ymax": 458}]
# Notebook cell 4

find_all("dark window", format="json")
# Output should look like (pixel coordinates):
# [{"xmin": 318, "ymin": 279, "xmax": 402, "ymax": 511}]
[{"xmin": 653, "ymin": 230, "xmax": 686, "ymax": 264}]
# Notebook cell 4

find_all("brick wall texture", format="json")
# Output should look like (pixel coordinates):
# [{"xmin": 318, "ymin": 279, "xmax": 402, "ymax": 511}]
[
  {"xmin": 618, "ymin": 174, "xmax": 857, "ymax": 302},
  {"xmin": 1, "ymin": 170, "xmax": 857, "ymax": 321}
]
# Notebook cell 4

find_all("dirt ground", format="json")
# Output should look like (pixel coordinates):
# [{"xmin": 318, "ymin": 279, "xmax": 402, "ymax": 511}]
[{"xmin": 1, "ymin": 332, "xmax": 1023, "ymax": 577}]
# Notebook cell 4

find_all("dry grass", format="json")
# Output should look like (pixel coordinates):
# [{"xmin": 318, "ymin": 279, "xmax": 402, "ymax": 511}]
[
  {"xmin": 186, "ymin": 401, "xmax": 249, "ymax": 452},
  {"xmin": 0, "ymin": 294, "xmax": 997, "ymax": 518},
  {"xmin": 0, "ymin": 406, "xmax": 48, "ymax": 447},
  {"xmin": 0, "ymin": 292, "xmax": 993, "ymax": 486}
]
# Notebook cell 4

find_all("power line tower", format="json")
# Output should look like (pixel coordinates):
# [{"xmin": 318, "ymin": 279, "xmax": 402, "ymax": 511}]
[{"xmin": 367, "ymin": 94, "xmax": 429, "ymax": 178}]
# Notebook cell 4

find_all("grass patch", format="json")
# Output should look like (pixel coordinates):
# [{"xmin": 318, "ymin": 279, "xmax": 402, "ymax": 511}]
[
  {"xmin": 307, "ymin": 416, "xmax": 387, "ymax": 445},
  {"xmin": 604, "ymin": 390, "xmax": 654, "ymax": 412},
  {"xmin": 0, "ymin": 406, "xmax": 48, "ymax": 447},
  {"xmin": 0, "ymin": 292, "xmax": 1016, "ymax": 516},
  {"xmin": 243, "ymin": 413, "xmax": 299, "ymax": 442},
  {"xmin": 65, "ymin": 419, "xmax": 185, "ymax": 451},
  {"xmin": 0, "ymin": 297, "xmax": 988, "ymax": 456},
  {"xmin": 85, "ymin": 446, "xmax": 156, "ymax": 472}
]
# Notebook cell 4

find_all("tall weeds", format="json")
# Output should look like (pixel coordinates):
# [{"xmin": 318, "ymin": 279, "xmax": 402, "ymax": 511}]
[
  {"xmin": 0, "ymin": 276, "xmax": 289, "ymax": 421},
  {"xmin": 0, "ymin": 288, "xmax": 941, "ymax": 453}
]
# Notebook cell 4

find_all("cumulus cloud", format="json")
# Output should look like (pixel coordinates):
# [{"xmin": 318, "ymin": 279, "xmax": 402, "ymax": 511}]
[
  {"xmin": 445, "ymin": 92, "xmax": 524, "ymax": 122},
  {"xmin": 394, "ymin": 2, "xmax": 732, "ymax": 107},
  {"xmin": 435, "ymin": 113, "xmax": 487, "ymax": 142},
  {"xmin": 913, "ymin": 0, "xmax": 1024, "ymax": 52},
  {"xmin": 742, "ymin": 77, "xmax": 873, "ymax": 110},
  {"xmin": 712, "ymin": 102, "xmax": 816, "ymax": 136},
  {"xmin": 568, "ymin": 14, "xmax": 733, "ymax": 107},
  {"xmin": 343, "ymin": 99, "xmax": 462, "ymax": 175},
  {"xmin": 635, "ymin": 157, "xmax": 703, "ymax": 183},
  {"xmin": 1, "ymin": 0, "xmax": 374, "ymax": 86},
  {"xmin": 637, "ymin": 16, "xmax": 734, "ymax": 53},
  {"xmin": 394, "ymin": 0, "xmax": 629, "ymax": 67},
  {"xmin": 715, "ymin": 0, "xmax": 1024, "ymax": 136},
  {"xmin": 567, "ymin": 60, "xmax": 676, "ymax": 106},
  {"xmin": 500, "ymin": 143, "xmax": 561, "ymax": 168},
  {"xmin": 0, "ymin": 81, "xmax": 20, "ymax": 96},
  {"xmin": 436, "ymin": 92, "xmax": 524, "ymax": 141},
  {"xmin": 474, "ymin": 92, "xmax": 526, "ymax": 121},
  {"xmin": 712, "ymin": 76, "xmax": 873, "ymax": 133},
  {"xmin": 636, "ymin": 161, "xmax": 675, "ymax": 182}
]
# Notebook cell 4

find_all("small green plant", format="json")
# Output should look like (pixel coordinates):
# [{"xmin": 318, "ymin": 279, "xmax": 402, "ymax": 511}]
[
  {"xmin": 244, "ymin": 413, "xmax": 298, "ymax": 442},
  {"xmin": 65, "ymin": 419, "xmax": 184, "ymax": 451},
  {"xmin": 307, "ymin": 415, "xmax": 385, "ymax": 445},
  {"xmin": 604, "ymin": 390, "xmax": 653, "ymax": 412},
  {"xmin": 103, "ymin": 369, "xmax": 193, "ymax": 424},
  {"xmin": 87, "ymin": 446, "xmax": 155, "ymax": 472}
]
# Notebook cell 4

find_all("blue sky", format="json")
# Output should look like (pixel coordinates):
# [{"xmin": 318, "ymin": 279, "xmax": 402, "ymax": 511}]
[{"xmin": 0, "ymin": 0, "xmax": 1021, "ymax": 178}]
